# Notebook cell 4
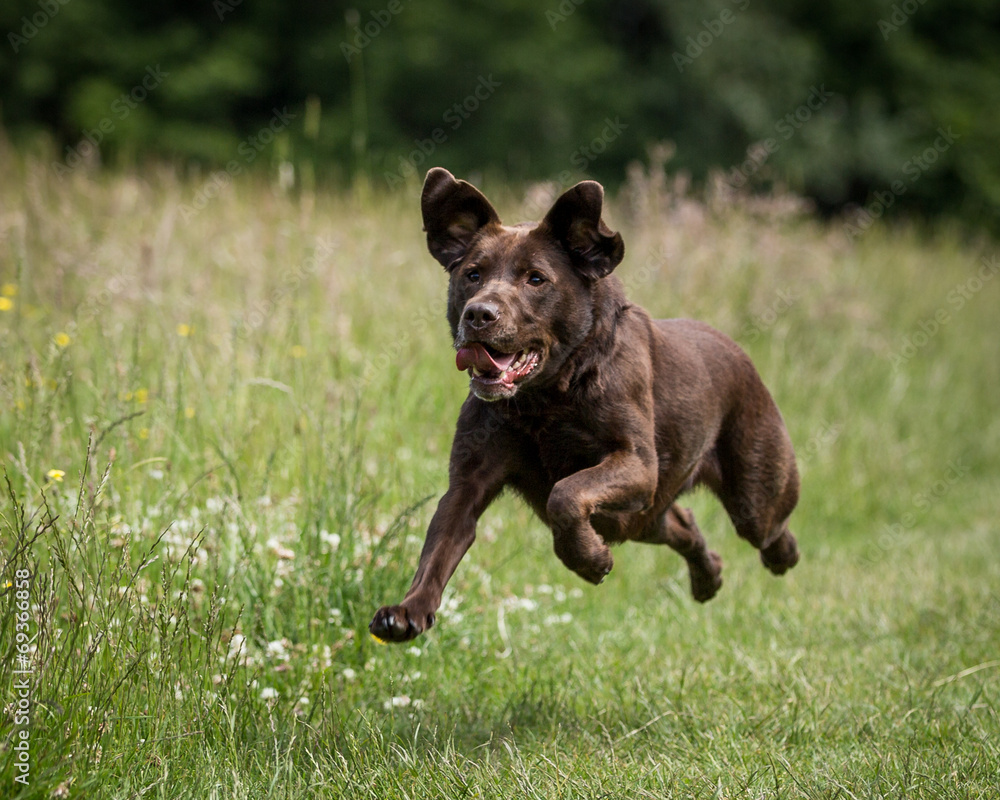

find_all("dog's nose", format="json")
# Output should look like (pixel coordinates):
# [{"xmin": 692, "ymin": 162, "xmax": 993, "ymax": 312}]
[{"xmin": 463, "ymin": 301, "xmax": 499, "ymax": 330}]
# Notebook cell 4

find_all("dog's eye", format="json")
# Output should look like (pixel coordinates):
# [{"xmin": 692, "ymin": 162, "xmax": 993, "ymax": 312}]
[
  {"xmin": 466, "ymin": 269, "xmax": 480, "ymax": 283},
  {"xmin": 527, "ymin": 273, "xmax": 546, "ymax": 286}
]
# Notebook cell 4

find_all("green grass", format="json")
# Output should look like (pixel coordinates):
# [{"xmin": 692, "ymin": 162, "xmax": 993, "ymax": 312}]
[{"xmin": 1, "ymin": 153, "xmax": 998, "ymax": 799}]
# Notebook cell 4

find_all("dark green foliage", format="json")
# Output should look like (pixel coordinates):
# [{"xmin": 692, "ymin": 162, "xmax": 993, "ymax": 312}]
[{"xmin": 1, "ymin": 0, "xmax": 998, "ymax": 224}]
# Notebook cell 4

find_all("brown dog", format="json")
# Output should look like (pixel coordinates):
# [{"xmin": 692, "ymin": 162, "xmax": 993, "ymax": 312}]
[{"xmin": 369, "ymin": 168, "xmax": 799, "ymax": 642}]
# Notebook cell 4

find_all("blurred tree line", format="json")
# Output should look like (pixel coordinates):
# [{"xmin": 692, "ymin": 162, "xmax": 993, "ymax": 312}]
[{"xmin": 1, "ymin": 0, "xmax": 998, "ymax": 224}]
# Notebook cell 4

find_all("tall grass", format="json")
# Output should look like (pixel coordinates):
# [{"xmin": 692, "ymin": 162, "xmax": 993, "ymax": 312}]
[{"xmin": 1, "ymin": 151, "xmax": 998, "ymax": 798}]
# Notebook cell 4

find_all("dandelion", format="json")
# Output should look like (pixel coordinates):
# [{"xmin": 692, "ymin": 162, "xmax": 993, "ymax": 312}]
[
  {"xmin": 54, "ymin": 332, "xmax": 71, "ymax": 347},
  {"xmin": 176, "ymin": 323, "xmax": 192, "ymax": 337},
  {"xmin": 290, "ymin": 345, "xmax": 306, "ymax": 359},
  {"xmin": 0, "ymin": 297, "xmax": 12, "ymax": 312},
  {"xmin": 1, "ymin": 283, "xmax": 16, "ymax": 297},
  {"xmin": 46, "ymin": 469, "xmax": 66, "ymax": 482}
]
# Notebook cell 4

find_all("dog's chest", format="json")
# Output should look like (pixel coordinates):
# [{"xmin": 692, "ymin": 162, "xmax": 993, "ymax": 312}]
[{"xmin": 517, "ymin": 412, "xmax": 610, "ymax": 481}]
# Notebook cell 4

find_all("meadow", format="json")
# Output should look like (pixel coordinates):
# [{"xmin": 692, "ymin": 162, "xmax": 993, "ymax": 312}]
[{"xmin": 1, "ymin": 152, "xmax": 998, "ymax": 799}]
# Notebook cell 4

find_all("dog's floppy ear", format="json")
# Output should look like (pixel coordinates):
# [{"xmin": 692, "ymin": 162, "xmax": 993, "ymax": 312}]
[
  {"xmin": 421, "ymin": 168, "xmax": 501, "ymax": 271},
  {"xmin": 541, "ymin": 181, "xmax": 624, "ymax": 280}
]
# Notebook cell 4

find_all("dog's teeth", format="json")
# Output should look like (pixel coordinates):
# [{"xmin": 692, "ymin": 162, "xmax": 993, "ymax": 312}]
[{"xmin": 472, "ymin": 367, "xmax": 483, "ymax": 377}]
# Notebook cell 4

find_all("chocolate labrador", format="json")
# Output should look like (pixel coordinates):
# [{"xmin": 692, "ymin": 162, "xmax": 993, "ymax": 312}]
[{"xmin": 370, "ymin": 168, "xmax": 800, "ymax": 642}]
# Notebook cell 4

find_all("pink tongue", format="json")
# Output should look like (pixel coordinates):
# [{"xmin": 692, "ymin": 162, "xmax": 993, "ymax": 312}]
[{"xmin": 456, "ymin": 343, "xmax": 517, "ymax": 372}]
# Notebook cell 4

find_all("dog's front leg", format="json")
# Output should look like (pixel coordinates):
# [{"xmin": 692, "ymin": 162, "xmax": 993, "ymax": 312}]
[
  {"xmin": 370, "ymin": 404, "xmax": 509, "ymax": 643},
  {"xmin": 547, "ymin": 449, "xmax": 657, "ymax": 584}
]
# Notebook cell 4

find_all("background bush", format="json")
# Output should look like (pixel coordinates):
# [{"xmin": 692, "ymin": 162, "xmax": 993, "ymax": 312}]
[{"xmin": 2, "ymin": 0, "xmax": 999, "ymax": 225}]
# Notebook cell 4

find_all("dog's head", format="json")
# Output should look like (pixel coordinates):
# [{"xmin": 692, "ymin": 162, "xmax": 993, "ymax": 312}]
[{"xmin": 421, "ymin": 167, "xmax": 625, "ymax": 401}]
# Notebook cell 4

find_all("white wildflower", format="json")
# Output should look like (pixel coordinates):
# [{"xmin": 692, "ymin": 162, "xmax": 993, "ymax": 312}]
[
  {"xmin": 266, "ymin": 537, "xmax": 295, "ymax": 560},
  {"xmin": 319, "ymin": 530, "xmax": 341, "ymax": 550}
]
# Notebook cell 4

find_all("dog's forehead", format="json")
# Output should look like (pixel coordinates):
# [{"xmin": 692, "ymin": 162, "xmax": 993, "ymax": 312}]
[{"xmin": 473, "ymin": 224, "xmax": 556, "ymax": 267}]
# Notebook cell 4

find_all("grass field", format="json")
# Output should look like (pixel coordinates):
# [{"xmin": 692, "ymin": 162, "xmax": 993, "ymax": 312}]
[{"xmin": 1, "ymin": 152, "xmax": 998, "ymax": 799}]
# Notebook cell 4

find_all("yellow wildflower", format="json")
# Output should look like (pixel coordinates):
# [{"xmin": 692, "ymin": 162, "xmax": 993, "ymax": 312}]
[
  {"xmin": 46, "ymin": 469, "xmax": 66, "ymax": 482},
  {"xmin": 184, "ymin": 406, "xmax": 196, "ymax": 419},
  {"xmin": 135, "ymin": 388, "xmax": 149, "ymax": 404},
  {"xmin": 0, "ymin": 297, "xmax": 12, "ymax": 312},
  {"xmin": 1, "ymin": 283, "xmax": 16, "ymax": 297},
  {"xmin": 138, "ymin": 428, "xmax": 149, "ymax": 440},
  {"xmin": 290, "ymin": 345, "xmax": 306, "ymax": 359},
  {"xmin": 177, "ymin": 323, "xmax": 192, "ymax": 337},
  {"xmin": 54, "ymin": 332, "xmax": 71, "ymax": 347}
]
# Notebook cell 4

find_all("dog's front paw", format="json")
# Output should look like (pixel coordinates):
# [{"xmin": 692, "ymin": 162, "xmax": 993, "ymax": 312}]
[
  {"xmin": 575, "ymin": 548, "xmax": 614, "ymax": 585},
  {"xmin": 369, "ymin": 605, "xmax": 435, "ymax": 643}
]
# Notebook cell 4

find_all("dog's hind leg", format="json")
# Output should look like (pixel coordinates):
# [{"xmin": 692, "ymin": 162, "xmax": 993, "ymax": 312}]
[
  {"xmin": 714, "ymin": 424, "xmax": 801, "ymax": 575},
  {"xmin": 636, "ymin": 504, "xmax": 723, "ymax": 602}
]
